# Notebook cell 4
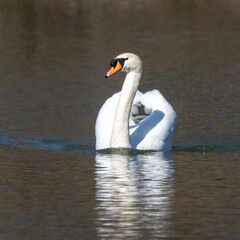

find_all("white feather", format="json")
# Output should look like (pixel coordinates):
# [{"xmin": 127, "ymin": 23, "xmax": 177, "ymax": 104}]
[
  {"xmin": 95, "ymin": 90, "xmax": 177, "ymax": 150},
  {"xmin": 95, "ymin": 53, "xmax": 177, "ymax": 151}
]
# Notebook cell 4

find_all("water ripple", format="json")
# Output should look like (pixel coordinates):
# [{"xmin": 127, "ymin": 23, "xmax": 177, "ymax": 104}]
[
  {"xmin": 0, "ymin": 135, "xmax": 239, "ymax": 154},
  {"xmin": 95, "ymin": 152, "xmax": 174, "ymax": 239}
]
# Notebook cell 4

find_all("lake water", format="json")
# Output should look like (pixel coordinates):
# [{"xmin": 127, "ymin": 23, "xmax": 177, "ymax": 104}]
[{"xmin": 0, "ymin": 0, "xmax": 239, "ymax": 239}]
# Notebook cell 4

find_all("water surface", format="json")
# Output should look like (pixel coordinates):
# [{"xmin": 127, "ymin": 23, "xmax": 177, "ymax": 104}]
[{"xmin": 0, "ymin": 0, "xmax": 239, "ymax": 239}]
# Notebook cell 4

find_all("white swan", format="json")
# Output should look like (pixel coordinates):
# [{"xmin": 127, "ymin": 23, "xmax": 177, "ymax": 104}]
[{"xmin": 95, "ymin": 53, "xmax": 177, "ymax": 151}]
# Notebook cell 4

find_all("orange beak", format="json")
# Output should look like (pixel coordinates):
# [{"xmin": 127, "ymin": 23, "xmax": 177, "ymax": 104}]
[{"xmin": 105, "ymin": 61, "xmax": 122, "ymax": 78}]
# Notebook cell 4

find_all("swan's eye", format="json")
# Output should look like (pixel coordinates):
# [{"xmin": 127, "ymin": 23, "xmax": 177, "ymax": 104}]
[
  {"xmin": 118, "ymin": 58, "xmax": 128, "ymax": 68},
  {"xmin": 110, "ymin": 58, "xmax": 128, "ymax": 68}
]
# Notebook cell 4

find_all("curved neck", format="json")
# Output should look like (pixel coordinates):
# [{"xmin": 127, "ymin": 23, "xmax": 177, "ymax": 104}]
[{"xmin": 110, "ymin": 71, "xmax": 141, "ymax": 148}]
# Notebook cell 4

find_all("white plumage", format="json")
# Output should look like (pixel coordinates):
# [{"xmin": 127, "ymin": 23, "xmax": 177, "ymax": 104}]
[{"xmin": 95, "ymin": 53, "xmax": 177, "ymax": 151}]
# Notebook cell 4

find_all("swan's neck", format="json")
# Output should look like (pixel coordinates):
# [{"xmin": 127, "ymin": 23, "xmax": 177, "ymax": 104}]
[{"xmin": 110, "ymin": 71, "xmax": 141, "ymax": 148}]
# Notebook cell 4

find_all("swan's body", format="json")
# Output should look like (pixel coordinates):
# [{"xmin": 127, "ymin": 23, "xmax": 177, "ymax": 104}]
[{"xmin": 95, "ymin": 53, "xmax": 177, "ymax": 151}]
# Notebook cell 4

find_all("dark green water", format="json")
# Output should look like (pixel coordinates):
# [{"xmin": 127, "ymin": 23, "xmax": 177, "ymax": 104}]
[{"xmin": 0, "ymin": 0, "xmax": 239, "ymax": 239}]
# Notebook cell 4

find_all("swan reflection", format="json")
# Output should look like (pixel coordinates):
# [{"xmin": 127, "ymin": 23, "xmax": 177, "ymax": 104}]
[{"xmin": 95, "ymin": 152, "xmax": 174, "ymax": 238}]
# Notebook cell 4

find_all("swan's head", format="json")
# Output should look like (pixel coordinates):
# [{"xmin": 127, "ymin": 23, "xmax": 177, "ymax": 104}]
[{"xmin": 105, "ymin": 53, "xmax": 142, "ymax": 78}]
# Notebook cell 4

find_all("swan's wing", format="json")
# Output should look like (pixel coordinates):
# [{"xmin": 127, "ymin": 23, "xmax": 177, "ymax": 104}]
[
  {"xmin": 96, "ymin": 89, "xmax": 177, "ymax": 151},
  {"xmin": 95, "ymin": 90, "xmax": 145, "ymax": 150},
  {"xmin": 95, "ymin": 92, "xmax": 120, "ymax": 150},
  {"xmin": 130, "ymin": 90, "xmax": 177, "ymax": 150}
]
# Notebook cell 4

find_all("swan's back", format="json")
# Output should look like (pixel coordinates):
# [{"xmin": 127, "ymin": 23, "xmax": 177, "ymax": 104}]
[{"xmin": 95, "ymin": 90, "xmax": 177, "ymax": 151}]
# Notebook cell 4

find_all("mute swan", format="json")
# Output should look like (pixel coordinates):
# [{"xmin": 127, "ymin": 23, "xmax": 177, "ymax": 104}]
[{"xmin": 95, "ymin": 53, "xmax": 177, "ymax": 151}]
